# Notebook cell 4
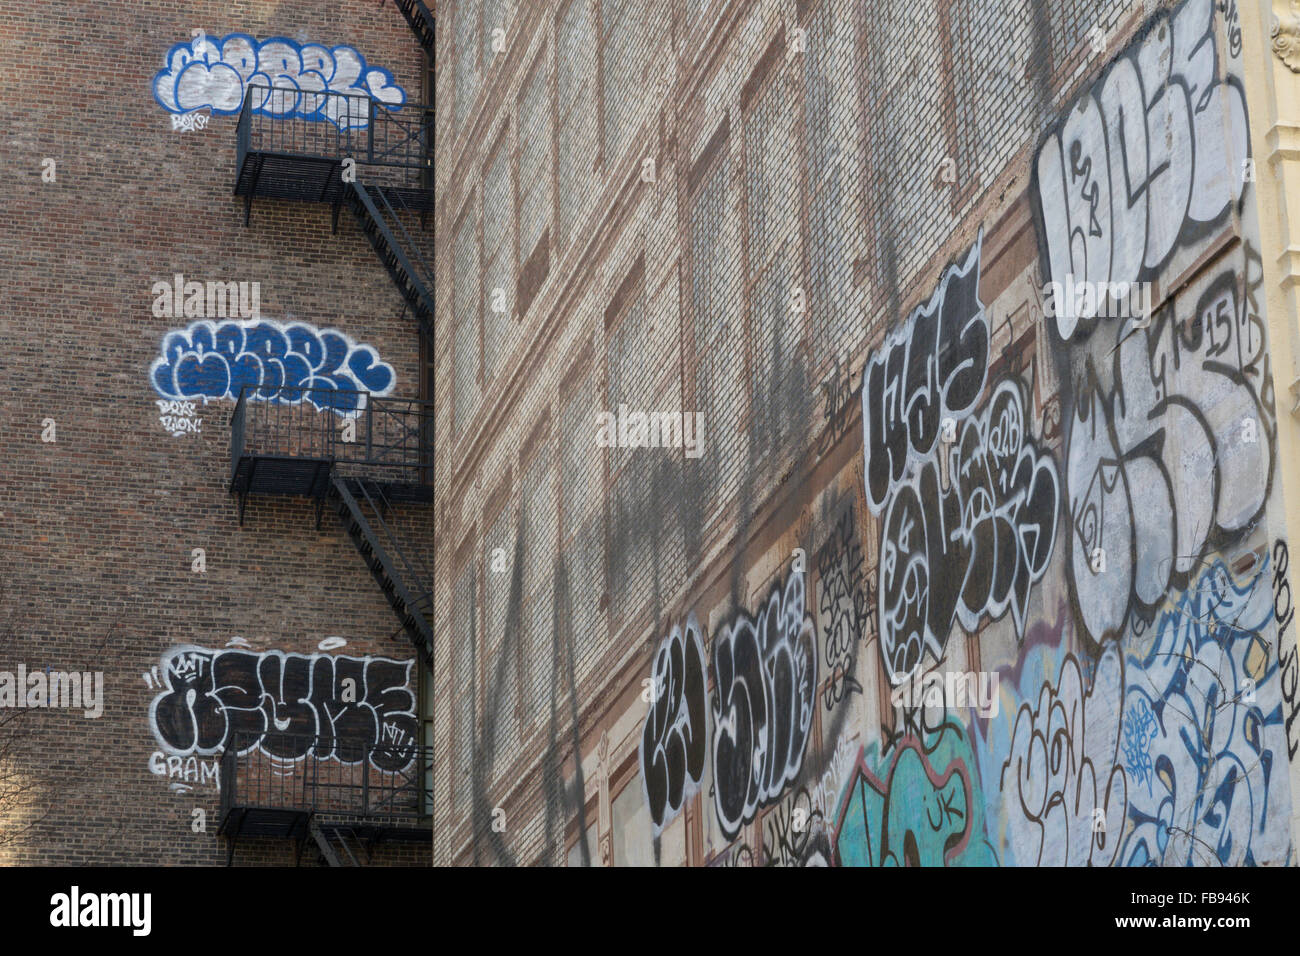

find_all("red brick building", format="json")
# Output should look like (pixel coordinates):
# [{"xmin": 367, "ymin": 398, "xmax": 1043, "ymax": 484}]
[
  {"xmin": 433, "ymin": 0, "xmax": 1300, "ymax": 868},
  {"xmin": 1, "ymin": 0, "xmax": 436, "ymax": 865}
]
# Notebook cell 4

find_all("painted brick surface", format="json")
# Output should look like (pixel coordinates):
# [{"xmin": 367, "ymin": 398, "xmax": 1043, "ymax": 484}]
[{"xmin": 434, "ymin": 0, "xmax": 1300, "ymax": 868}]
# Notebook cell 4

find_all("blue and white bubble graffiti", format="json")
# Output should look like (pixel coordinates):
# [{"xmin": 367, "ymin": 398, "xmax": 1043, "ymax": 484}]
[
  {"xmin": 1121, "ymin": 552, "xmax": 1291, "ymax": 867},
  {"xmin": 153, "ymin": 33, "xmax": 406, "ymax": 127},
  {"xmin": 150, "ymin": 319, "xmax": 396, "ymax": 416}
]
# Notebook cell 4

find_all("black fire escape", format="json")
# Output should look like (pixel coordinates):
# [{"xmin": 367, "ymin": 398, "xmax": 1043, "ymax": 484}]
[
  {"xmin": 233, "ymin": 84, "xmax": 435, "ymax": 345},
  {"xmin": 221, "ymin": 386, "xmax": 434, "ymax": 865},
  {"xmin": 220, "ymin": 8, "xmax": 437, "ymax": 864},
  {"xmin": 218, "ymin": 731, "xmax": 433, "ymax": 866},
  {"xmin": 394, "ymin": 0, "xmax": 436, "ymax": 56},
  {"xmin": 228, "ymin": 385, "xmax": 434, "ymax": 658}
]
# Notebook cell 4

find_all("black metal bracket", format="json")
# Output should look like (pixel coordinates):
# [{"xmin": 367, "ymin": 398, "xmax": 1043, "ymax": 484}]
[
  {"xmin": 243, "ymin": 156, "xmax": 263, "ymax": 227},
  {"xmin": 223, "ymin": 811, "xmax": 245, "ymax": 867},
  {"xmin": 319, "ymin": 163, "xmax": 340, "ymax": 203},
  {"xmin": 235, "ymin": 456, "xmax": 258, "ymax": 526}
]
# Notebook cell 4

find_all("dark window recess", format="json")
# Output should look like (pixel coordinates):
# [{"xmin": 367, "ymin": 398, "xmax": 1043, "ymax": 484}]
[
  {"xmin": 516, "ymin": 229, "xmax": 551, "ymax": 319},
  {"xmin": 604, "ymin": 253, "xmax": 646, "ymax": 330},
  {"xmin": 688, "ymin": 113, "xmax": 730, "ymax": 198}
]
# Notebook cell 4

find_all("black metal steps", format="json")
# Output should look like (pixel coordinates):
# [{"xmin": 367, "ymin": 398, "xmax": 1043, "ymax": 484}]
[
  {"xmin": 330, "ymin": 473, "xmax": 434, "ymax": 667},
  {"xmin": 394, "ymin": 0, "xmax": 436, "ymax": 55},
  {"xmin": 310, "ymin": 819, "xmax": 362, "ymax": 866},
  {"xmin": 346, "ymin": 180, "xmax": 435, "ymax": 345}
]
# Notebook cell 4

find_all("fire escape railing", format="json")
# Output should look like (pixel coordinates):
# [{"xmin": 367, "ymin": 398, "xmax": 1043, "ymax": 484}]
[
  {"xmin": 235, "ymin": 86, "xmax": 368, "ymax": 163},
  {"xmin": 219, "ymin": 732, "xmax": 432, "ymax": 822},
  {"xmin": 235, "ymin": 85, "xmax": 434, "ymax": 188},
  {"xmin": 229, "ymin": 385, "xmax": 433, "ymax": 490}
]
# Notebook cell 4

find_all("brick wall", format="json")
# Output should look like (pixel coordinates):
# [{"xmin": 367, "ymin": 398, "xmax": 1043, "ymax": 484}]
[
  {"xmin": 0, "ymin": 0, "xmax": 433, "ymax": 865},
  {"xmin": 434, "ymin": 0, "xmax": 1300, "ymax": 867}
]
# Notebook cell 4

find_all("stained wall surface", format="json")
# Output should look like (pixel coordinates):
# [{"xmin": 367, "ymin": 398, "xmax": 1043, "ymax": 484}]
[
  {"xmin": 0, "ymin": 1, "xmax": 433, "ymax": 864},
  {"xmin": 433, "ymin": 0, "xmax": 1300, "ymax": 866}
]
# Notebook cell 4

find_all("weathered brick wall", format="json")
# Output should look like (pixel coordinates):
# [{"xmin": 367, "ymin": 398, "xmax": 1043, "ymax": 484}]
[
  {"xmin": 0, "ymin": 0, "xmax": 433, "ymax": 865},
  {"xmin": 435, "ymin": 0, "xmax": 1300, "ymax": 867}
]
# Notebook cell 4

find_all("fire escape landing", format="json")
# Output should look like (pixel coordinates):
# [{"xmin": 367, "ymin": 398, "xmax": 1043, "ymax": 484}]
[
  {"xmin": 218, "ymin": 732, "xmax": 433, "ymax": 866},
  {"xmin": 228, "ymin": 385, "xmax": 434, "ymax": 664}
]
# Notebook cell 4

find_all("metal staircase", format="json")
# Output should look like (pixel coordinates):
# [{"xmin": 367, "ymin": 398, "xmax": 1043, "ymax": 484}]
[
  {"xmin": 218, "ymin": 0, "xmax": 438, "ymax": 858},
  {"xmin": 394, "ymin": 0, "xmax": 437, "ymax": 56},
  {"xmin": 229, "ymin": 385, "xmax": 434, "ymax": 670},
  {"xmin": 311, "ymin": 819, "xmax": 361, "ymax": 866},
  {"xmin": 345, "ymin": 180, "xmax": 435, "ymax": 344},
  {"xmin": 330, "ymin": 473, "xmax": 434, "ymax": 667},
  {"xmin": 233, "ymin": 84, "xmax": 434, "ymax": 344}
]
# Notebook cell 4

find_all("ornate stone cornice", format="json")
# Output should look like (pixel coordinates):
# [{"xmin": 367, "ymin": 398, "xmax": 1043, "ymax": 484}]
[{"xmin": 1273, "ymin": 1, "xmax": 1300, "ymax": 71}]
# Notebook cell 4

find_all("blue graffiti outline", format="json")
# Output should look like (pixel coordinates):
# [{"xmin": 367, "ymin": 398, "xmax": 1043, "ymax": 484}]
[
  {"xmin": 149, "ymin": 318, "xmax": 396, "ymax": 416},
  {"xmin": 1122, "ymin": 698, "xmax": 1159, "ymax": 795},
  {"xmin": 1121, "ymin": 553, "xmax": 1287, "ymax": 866},
  {"xmin": 153, "ymin": 33, "xmax": 406, "ymax": 128}
]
